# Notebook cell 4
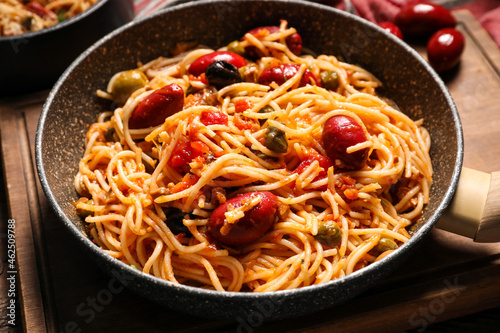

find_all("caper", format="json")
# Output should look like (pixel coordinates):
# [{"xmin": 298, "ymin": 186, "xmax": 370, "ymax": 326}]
[
  {"xmin": 377, "ymin": 237, "xmax": 398, "ymax": 252},
  {"xmin": 320, "ymin": 71, "xmax": 340, "ymax": 91},
  {"xmin": 227, "ymin": 40, "xmax": 245, "ymax": 55},
  {"xmin": 264, "ymin": 126, "xmax": 288, "ymax": 153},
  {"xmin": 315, "ymin": 220, "xmax": 342, "ymax": 247},
  {"xmin": 205, "ymin": 60, "xmax": 242, "ymax": 89},
  {"xmin": 162, "ymin": 207, "xmax": 193, "ymax": 236},
  {"xmin": 253, "ymin": 150, "xmax": 279, "ymax": 162},
  {"xmin": 109, "ymin": 69, "xmax": 149, "ymax": 105},
  {"xmin": 258, "ymin": 106, "xmax": 274, "ymax": 125},
  {"xmin": 259, "ymin": 106, "xmax": 274, "ymax": 114}
]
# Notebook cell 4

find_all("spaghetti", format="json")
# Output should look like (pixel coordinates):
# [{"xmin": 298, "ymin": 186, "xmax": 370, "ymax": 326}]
[
  {"xmin": 74, "ymin": 21, "xmax": 432, "ymax": 292},
  {"xmin": 0, "ymin": 0, "xmax": 99, "ymax": 36}
]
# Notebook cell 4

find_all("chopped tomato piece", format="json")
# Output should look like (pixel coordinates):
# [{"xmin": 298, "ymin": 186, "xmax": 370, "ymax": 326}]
[
  {"xmin": 26, "ymin": 1, "xmax": 51, "ymax": 17},
  {"xmin": 172, "ymin": 173, "xmax": 199, "ymax": 193},
  {"xmin": 184, "ymin": 91, "xmax": 203, "ymax": 107},
  {"xmin": 235, "ymin": 99, "xmax": 253, "ymax": 113},
  {"xmin": 234, "ymin": 114, "xmax": 256, "ymax": 130},
  {"xmin": 188, "ymin": 73, "xmax": 208, "ymax": 84},
  {"xmin": 200, "ymin": 110, "xmax": 228, "ymax": 126},
  {"xmin": 169, "ymin": 140, "xmax": 209, "ymax": 168}
]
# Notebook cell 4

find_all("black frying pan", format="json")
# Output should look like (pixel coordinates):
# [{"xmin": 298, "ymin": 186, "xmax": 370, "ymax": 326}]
[{"xmin": 35, "ymin": 0, "xmax": 462, "ymax": 320}]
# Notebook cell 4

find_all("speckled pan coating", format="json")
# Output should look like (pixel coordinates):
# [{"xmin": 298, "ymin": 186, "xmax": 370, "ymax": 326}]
[{"xmin": 35, "ymin": 0, "xmax": 463, "ymax": 321}]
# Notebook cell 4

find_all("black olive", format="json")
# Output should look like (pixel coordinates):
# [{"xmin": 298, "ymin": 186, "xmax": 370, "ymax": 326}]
[
  {"xmin": 162, "ymin": 207, "xmax": 193, "ymax": 236},
  {"xmin": 205, "ymin": 60, "xmax": 242, "ymax": 89}
]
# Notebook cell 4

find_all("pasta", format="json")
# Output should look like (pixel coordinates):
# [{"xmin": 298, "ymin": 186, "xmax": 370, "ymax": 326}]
[
  {"xmin": 74, "ymin": 21, "xmax": 432, "ymax": 292},
  {"xmin": 0, "ymin": 0, "xmax": 99, "ymax": 36}
]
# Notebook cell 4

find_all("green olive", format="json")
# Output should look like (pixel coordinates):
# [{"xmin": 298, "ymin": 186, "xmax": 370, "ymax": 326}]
[
  {"xmin": 377, "ymin": 237, "xmax": 398, "ymax": 252},
  {"xmin": 227, "ymin": 40, "xmax": 245, "ymax": 55},
  {"xmin": 264, "ymin": 126, "xmax": 288, "ymax": 153},
  {"xmin": 77, "ymin": 199, "xmax": 94, "ymax": 218},
  {"xmin": 320, "ymin": 71, "xmax": 340, "ymax": 91},
  {"xmin": 315, "ymin": 220, "xmax": 342, "ymax": 247},
  {"xmin": 110, "ymin": 70, "xmax": 148, "ymax": 105}
]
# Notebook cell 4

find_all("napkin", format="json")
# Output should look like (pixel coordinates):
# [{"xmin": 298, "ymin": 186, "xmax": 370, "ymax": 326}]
[
  {"xmin": 344, "ymin": 0, "xmax": 500, "ymax": 48},
  {"xmin": 133, "ymin": 0, "xmax": 500, "ymax": 48}
]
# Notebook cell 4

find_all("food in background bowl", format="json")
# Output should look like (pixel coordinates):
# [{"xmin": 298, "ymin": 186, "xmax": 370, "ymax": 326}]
[
  {"xmin": 0, "ymin": 0, "xmax": 100, "ymax": 36},
  {"xmin": 74, "ymin": 21, "xmax": 432, "ymax": 292},
  {"xmin": 0, "ymin": 0, "xmax": 133, "ymax": 96}
]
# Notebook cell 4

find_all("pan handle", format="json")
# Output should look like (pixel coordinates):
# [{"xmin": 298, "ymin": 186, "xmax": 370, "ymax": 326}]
[{"xmin": 436, "ymin": 167, "xmax": 500, "ymax": 242}]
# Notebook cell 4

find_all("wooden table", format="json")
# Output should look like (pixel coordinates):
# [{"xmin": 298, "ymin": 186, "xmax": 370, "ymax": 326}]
[{"xmin": 1, "ymin": 10, "xmax": 500, "ymax": 333}]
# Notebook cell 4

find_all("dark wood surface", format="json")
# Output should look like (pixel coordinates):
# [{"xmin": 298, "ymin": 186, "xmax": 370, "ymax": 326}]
[{"xmin": 1, "ymin": 9, "xmax": 500, "ymax": 333}]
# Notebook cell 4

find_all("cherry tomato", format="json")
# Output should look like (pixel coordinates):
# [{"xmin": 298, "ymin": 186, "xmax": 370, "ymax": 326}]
[
  {"xmin": 394, "ymin": 2, "xmax": 456, "ymax": 37},
  {"xmin": 378, "ymin": 22, "xmax": 403, "ymax": 40},
  {"xmin": 208, "ymin": 191, "xmax": 279, "ymax": 245},
  {"xmin": 293, "ymin": 153, "xmax": 333, "ymax": 190},
  {"xmin": 259, "ymin": 64, "xmax": 321, "ymax": 87},
  {"xmin": 129, "ymin": 84, "xmax": 184, "ymax": 129},
  {"xmin": 189, "ymin": 51, "xmax": 246, "ymax": 76},
  {"xmin": 427, "ymin": 28, "xmax": 465, "ymax": 72},
  {"xmin": 244, "ymin": 26, "xmax": 302, "ymax": 57},
  {"xmin": 322, "ymin": 115, "xmax": 369, "ymax": 170},
  {"xmin": 294, "ymin": 154, "xmax": 333, "ymax": 179}
]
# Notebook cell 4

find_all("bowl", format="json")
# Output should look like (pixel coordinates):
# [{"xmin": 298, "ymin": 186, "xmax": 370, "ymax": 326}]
[
  {"xmin": 35, "ymin": 0, "xmax": 462, "ymax": 321},
  {"xmin": 0, "ymin": 0, "xmax": 135, "ymax": 97}
]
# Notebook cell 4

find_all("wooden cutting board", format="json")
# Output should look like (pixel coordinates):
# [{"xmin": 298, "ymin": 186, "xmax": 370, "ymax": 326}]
[{"xmin": 1, "ymin": 10, "xmax": 500, "ymax": 333}]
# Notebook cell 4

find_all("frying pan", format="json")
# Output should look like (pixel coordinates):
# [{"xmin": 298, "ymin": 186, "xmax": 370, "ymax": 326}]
[
  {"xmin": 0, "ymin": 0, "xmax": 134, "ymax": 97},
  {"xmin": 36, "ymin": 0, "xmax": 479, "ymax": 321}
]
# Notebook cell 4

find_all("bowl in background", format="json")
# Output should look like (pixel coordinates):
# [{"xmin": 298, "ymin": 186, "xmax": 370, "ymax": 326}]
[{"xmin": 0, "ymin": 0, "xmax": 135, "ymax": 97}]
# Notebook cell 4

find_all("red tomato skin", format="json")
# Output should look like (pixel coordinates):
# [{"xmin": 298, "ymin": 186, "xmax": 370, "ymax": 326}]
[
  {"xmin": 378, "ymin": 22, "xmax": 403, "ymax": 40},
  {"xmin": 244, "ymin": 26, "xmax": 302, "ymax": 56},
  {"xmin": 189, "ymin": 51, "xmax": 246, "ymax": 76},
  {"xmin": 259, "ymin": 64, "xmax": 321, "ymax": 87},
  {"xmin": 169, "ymin": 140, "xmax": 208, "ymax": 168},
  {"xmin": 200, "ymin": 110, "xmax": 228, "ymax": 126},
  {"xmin": 394, "ymin": 2, "xmax": 456, "ymax": 37},
  {"xmin": 293, "ymin": 154, "xmax": 333, "ymax": 190},
  {"xmin": 129, "ymin": 84, "xmax": 184, "ymax": 129},
  {"xmin": 322, "ymin": 115, "xmax": 369, "ymax": 170},
  {"xmin": 26, "ymin": 1, "xmax": 51, "ymax": 17},
  {"xmin": 427, "ymin": 28, "xmax": 465, "ymax": 72},
  {"xmin": 208, "ymin": 192, "xmax": 279, "ymax": 245}
]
